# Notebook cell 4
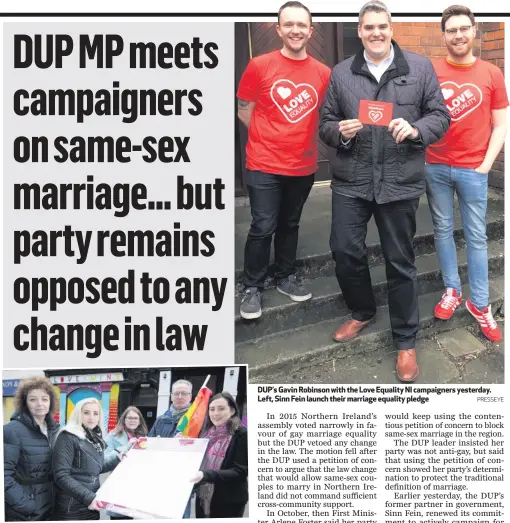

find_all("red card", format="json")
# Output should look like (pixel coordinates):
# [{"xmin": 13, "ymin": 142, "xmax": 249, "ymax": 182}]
[{"xmin": 358, "ymin": 100, "xmax": 393, "ymax": 126}]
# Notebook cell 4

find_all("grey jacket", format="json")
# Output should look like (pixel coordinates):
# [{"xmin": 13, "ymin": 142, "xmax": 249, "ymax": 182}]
[{"xmin": 319, "ymin": 41, "xmax": 450, "ymax": 203}]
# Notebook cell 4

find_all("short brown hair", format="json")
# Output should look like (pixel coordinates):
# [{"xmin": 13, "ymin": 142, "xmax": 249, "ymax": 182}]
[
  {"xmin": 112, "ymin": 406, "xmax": 148, "ymax": 437},
  {"xmin": 278, "ymin": 1, "xmax": 312, "ymax": 25},
  {"xmin": 14, "ymin": 376, "xmax": 57, "ymax": 414},
  {"xmin": 441, "ymin": 5, "xmax": 475, "ymax": 32}
]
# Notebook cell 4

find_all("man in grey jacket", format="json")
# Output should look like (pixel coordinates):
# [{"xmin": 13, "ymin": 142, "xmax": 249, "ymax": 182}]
[
  {"xmin": 148, "ymin": 379, "xmax": 192, "ymax": 437},
  {"xmin": 319, "ymin": 1, "xmax": 450, "ymax": 382}
]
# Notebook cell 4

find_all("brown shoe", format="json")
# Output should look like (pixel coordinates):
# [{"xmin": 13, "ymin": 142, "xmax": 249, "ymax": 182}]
[
  {"xmin": 396, "ymin": 349, "xmax": 419, "ymax": 383},
  {"xmin": 332, "ymin": 318, "xmax": 373, "ymax": 343}
]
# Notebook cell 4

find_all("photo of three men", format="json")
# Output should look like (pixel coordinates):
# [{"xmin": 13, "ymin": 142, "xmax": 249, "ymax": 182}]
[{"xmin": 235, "ymin": 2, "xmax": 507, "ymax": 383}]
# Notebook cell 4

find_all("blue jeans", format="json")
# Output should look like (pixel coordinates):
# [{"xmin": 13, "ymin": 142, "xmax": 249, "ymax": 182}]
[{"xmin": 425, "ymin": 163, "xmax": 489, "ymax": 309}]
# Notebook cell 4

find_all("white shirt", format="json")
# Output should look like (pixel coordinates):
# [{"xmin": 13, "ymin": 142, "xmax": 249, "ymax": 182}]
[
  {"xmin": 364, "ymin": 44, "xmax": 395, "ymax": 83},
  {"xmin": 340, "ymin": 44, "xmax": 397, "ymax": 146},
  {"xmin": 40, "ymin": 422, "xmax": 48, "ymax": 438}
]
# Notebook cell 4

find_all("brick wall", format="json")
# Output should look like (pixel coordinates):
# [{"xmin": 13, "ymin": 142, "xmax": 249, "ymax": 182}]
[
  {"xmin": 480, "ymin": 23, "xmax": 505, "ymax": 188},
  {"xmin": 393, "ymin": 22, "xmax": 505, "ymax": 188},
  {"xmin": 392, "ymin": 22, "xmax": 481, "ymax": 57},
  {"xmin": 479, "ymin": 22, "xmax": 504, "ymax": 70}
]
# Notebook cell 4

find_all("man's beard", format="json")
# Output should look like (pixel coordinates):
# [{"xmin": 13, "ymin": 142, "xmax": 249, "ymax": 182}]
[{"xmin": 447, "ymin": 40, "xmax": 473, "ymax": 57}]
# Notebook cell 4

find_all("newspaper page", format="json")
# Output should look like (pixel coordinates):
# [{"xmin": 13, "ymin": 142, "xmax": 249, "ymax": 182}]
[
  {"xmin": 252, "ymin": 386, "xmax": 505, "ymax": 523},
  {"xmin": 1, "ymin": 1, "xmax": 507, "ymax": 523}
]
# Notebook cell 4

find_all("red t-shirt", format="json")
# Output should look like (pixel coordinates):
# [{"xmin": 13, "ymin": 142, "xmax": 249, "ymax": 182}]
[
  {"xmin": 426, "ymin": 57, "xmax": 509, "ymax": 168},
  {"xmin": 237, "ymin": 50, "xmax": 330, "ymax": 176}
]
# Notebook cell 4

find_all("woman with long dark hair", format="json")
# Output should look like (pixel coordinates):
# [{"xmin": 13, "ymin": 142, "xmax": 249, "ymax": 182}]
[
  {"xmin": 4, "ymin": 377, "xmax": 59, "ymax": 521},
  {"xmin": 191, "ymin": 392, "xmax": 248, "ymax": 518},
  {"xmin": 52, "ymin": 398, "xmax": 119, "ymax": 520}
]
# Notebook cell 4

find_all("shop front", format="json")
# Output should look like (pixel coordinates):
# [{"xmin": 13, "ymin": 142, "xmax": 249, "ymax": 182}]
[{"xmin": 45, "ymin": 366, "xmax": 247, "ymax": 432}]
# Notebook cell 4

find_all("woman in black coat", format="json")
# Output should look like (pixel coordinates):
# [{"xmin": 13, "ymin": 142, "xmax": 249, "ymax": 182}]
[
  {"xmin": 3, "ymin": 376, "xmax": 59, "ymax": 521},
  {"xmin": 192, "ymin": 392, "xmax": 248, "ymax": 518},
  {"xmin": 52, "ymin": 398, "xmax": 119, "ymax": 520}
]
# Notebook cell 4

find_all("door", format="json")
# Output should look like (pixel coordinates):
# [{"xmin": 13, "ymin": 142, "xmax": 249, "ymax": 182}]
[
  {"xmin": 132, "ymin": 384, "xmax": 159, "ymax": 432},
  {"xmin": 235, "ymin": 22, "xmax": 343, "ymax": 192}
]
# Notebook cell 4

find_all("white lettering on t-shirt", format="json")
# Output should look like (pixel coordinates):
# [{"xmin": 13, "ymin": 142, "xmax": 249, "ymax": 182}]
[
  {"xmin": 270, "ymin": 80, "xmax": 319, "ymax": 124},
  {"xmin": 440, "ymin": 81, "xmax": 483, "ymax": 121}
]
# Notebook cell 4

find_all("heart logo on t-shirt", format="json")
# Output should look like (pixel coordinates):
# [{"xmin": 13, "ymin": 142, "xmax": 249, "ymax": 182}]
[
  {"xmin": 369, "ymin": 110, "xmax": 383, "ymax": 123},
  {"xmin": 270, "ymin": 79, "xmax": 319, "ymax": 124},
  {"xmin": 277, "ymin": 86, "xmax": 292, "ymax": 99},
  {"xmin": 440, "ymin": 81, "xmax": 483, "ymax": 121},
  {"xmin": 441, "ymin": 88, "xmax": 454, "ymax": 100}
]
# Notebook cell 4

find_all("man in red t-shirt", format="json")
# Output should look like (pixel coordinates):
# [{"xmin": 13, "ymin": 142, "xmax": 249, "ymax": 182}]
[
  {"xmin": 236, "ymin": 1, "xmax": 330, "ymax": 320},
  {"xmin": 426, "ymin": 5, "xmax": 508, "ymax": 342}
]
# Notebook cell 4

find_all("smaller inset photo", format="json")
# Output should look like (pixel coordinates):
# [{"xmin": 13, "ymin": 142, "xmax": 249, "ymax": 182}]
[{"xmin": 3, "ymin": 365, "xmax": 248, "ymax": 520}]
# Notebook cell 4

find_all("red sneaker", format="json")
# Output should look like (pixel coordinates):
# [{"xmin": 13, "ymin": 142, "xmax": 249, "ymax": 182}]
[
  {"xmin": 466, "ymin": 299, "xmax": 502, "ymax": 343},
  {"xmin": 434, "ymin": 288, "xmax": 462, "ymax": 320}
]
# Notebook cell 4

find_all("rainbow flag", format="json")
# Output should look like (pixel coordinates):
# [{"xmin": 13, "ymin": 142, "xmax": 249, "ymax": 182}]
[{"xmin": 176, "ymin": 386, "xmax": 213, "ymax": 438}]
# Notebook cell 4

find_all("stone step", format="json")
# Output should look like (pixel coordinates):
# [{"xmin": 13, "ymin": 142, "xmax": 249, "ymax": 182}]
[
  {"xmin": 235, "ymin": 238, "xmax": 504, "ymax": 343},
  {"xmin": 237, "ymin": 276, "xmax": 505, "ymax": 382},
  {"xmin": 235, "ymin": 190, "xmax": 505, "ymax": 284},
  {"xmin": 248, "ymin": 324, "xmax": 505, "ymax": 385}
]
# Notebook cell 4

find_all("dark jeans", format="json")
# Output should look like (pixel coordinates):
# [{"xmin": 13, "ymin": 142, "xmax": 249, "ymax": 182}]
[
  {"xmin": 243, "ymin": 170, "xmax": 314, "ymax": 289},
  {"xmin": 330, "ymin": 192, "xmax": 420, "ymax": 350}
]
